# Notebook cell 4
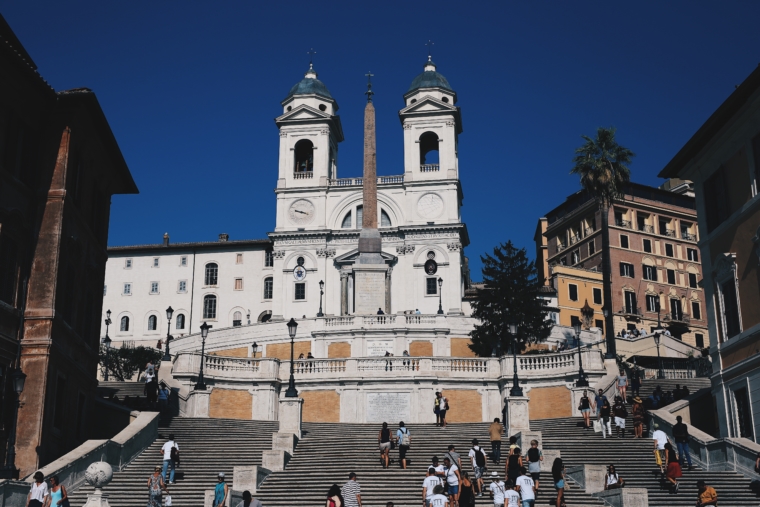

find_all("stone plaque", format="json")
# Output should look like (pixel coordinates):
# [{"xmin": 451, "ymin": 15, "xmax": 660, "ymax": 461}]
[
  {"xmin": 367, "ymin": 340, "xmax": 393, "ymax": 357},
  {"xmin": 367, "ymin": 392, "xmax": 411, "ymax": 422},
  {"xmin": 353, "ymin": 265, "xmax": 387, "ymax": 314}
]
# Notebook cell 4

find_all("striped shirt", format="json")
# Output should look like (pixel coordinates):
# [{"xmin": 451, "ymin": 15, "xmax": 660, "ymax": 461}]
[{"xmin": 342, "ymin": 480, "xmax": 361, "ymax": 507}]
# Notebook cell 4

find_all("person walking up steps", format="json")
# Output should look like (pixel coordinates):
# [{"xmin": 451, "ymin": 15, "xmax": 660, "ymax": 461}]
[
  {"xmin": 515, "ymin": 467, "xmax": 536, "ymax": 507},
  {"xmin": 378, "ymin": 422, "xmax": 391, "ymax": 468},
  {"xmin": 443, "ymin": 456, "xmax": 461, "ymax": 507},
  {"xmin": 489, "ymin": 418, "xmax": 504, "ymax": 465},
  {"xmin": 160, "ymin": 434, "xmax": 179, "ymax": 484},
  {"xmin": 672, "ymin": 415, "xmax": 694, "ymax": 470},
  {"xmin": 147, "ymin": 466, "xmax": 166, "ymax": 507},
  {"xmin": 459, "ymin": 471, "xmax": 475, "ymax": 507},
  {"xmin": 506, "ymin": 447, "xmax": 522, "ymax": 485},
  {"xmin": 326, "ymin": 484, "xmax": 344, "ymax": 507},
  {"xmin": 551, "ymin": 458, "xmax": 566, "ymax": 507},
  {"xmin": 525, "ymin": 440, "xmax": 543, "ymax": 492},
  {"xmin": 469, "ymin": 439, "xmax": 487, "ymax": 496},
  {"xmin": 488, "ymin": 472, "xmax": 506, "ymax": 507},
  {"xmin": 446, "ymin": 445, "xmax": 462, "ymax": 470},
  {"xmin": 423, "ymin": 468, "xmax": 443, "ymax": 507},
  {"xmin": 429, "ymin": 485, "xmax": 449, "ymax": 507},
  {"xmin": 652, "ymin": 423, "xmax": 668, "ymax": 477},
  {"xmin": 396, "ymin": 422, "xmax": 411, "ymax": 469},
  {"xmin": 505, "ymin": 481, "xmax": 520, "ymax": 507},
  {"xmin": 236, "ymin": 490, "xmax": 262, "ymax": 507},
  {"xmin": 341, "ymin": 472, "xmax": 362, "ymax": 507},
  {"xmin": 664, "ymin": 442, "xmax": 682, "ymax": 493}
]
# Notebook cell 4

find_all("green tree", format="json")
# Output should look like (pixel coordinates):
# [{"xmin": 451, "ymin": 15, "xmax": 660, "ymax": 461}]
[
  {"xmin": 99, "ymin": 345, "xmax": 163, "ymax": 381},
  {"xmin": 570, "ymin": 126, "xmax": 635, "ymax": 358},
  {"xmin": 469, "ymin": 241, "xmax": 553, "ymax": 357}
]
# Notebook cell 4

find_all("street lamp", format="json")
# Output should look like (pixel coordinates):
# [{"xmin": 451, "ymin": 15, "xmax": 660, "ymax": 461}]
[
  {"xmin": 509, "ymin": 322, "xmax": 523, "ymax": 397},
  {"xmin": 252, "ymin": 342, "xmax": 259, "ymax": 359},
  {"xmin": 195, "ymin": 322, "xmax": 212, "ymax": 390},
  {"xmin": 285, "ymin": 318, "xmax": 299, "ymax": 397},
  {"xmin": 437, "ymin": 277, "xmax": 444, "ymax": 315},
  {"xmin": 0, "ymin": 367, "xmax": 26, "ymax": 479},
  {"xmin": 163, "ymin": 306, "xmax": 174, "ymax": 361},
  {"xmin": 103, "ymin": 309, "xmax": 112, "ymax": 381},
  {"xmin": 653, "ymin": 331, "xmax": 665, "ymax": 379},
  {"xmin": 317, "ymin": 280, "xmax": 324, "ymax": 317},
  {"xmin": 573, "ymin": 321, "xmax": 589, "ymax": 387}
]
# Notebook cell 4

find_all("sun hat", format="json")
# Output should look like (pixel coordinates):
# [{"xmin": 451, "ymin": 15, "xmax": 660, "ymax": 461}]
[
  {"xmin": 490, "ymin": 471, "xmax": 499, "ymax": 478},
  {"xmin": 218, "ymin": 472, "xmax": 225, "ymax": 478},
  {"xmin": 633, "ymin": 396, "xmax": 643, "ymax": 403}
]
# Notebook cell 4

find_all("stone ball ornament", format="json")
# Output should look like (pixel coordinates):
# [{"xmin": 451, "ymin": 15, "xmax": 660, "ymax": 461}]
[{"xmin": 85, "ymin": 461, "xmax": 113, "ymax": 490}]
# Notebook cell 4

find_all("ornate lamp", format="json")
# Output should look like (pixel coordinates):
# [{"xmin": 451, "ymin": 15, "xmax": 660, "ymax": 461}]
[{"xmin": 285, "ymin": 318, "xmax": 299, "ymax": 397}]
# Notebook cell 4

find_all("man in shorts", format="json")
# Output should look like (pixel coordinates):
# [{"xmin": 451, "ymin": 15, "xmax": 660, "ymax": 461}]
[
  {"xmin": 612, "ymin": 396, "xmax": 627, "ymax": 438},
  {"xmin": 468, "ymin": 439, "xmax": 487, "ymax": 497},
  {"xmin": 443, "ymin": 456, "xmax": 460, "ymax": 507}
]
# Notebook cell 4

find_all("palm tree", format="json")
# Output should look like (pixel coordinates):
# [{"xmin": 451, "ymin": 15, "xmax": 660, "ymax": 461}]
[{"xmin": 571, "ymin": 127, "xmax": 635, "ymax": 359}]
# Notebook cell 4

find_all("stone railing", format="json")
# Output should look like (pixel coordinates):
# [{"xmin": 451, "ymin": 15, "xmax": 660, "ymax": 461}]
[
  {"xmin": 362, "ymin": 315, "xmax": 396, "ymax": 325},
  {"xmin": 293, "ymin": 171, "xmax": 313, "ymax": 179},
  {"xmin": 173, "ymin": 352, "xmax": 279, "ymax": 380},
  {"xmin": 328, "ymin": 175, "xmax": 404, "ymax": 187},
  {"xmin": 294, "ymin": 359, "xmax": 347, "ymax": 374},
  {"xmin": 420, "ymin": 164, "xmax": 439, "ymax": 172},
  {"xmin": 320, "ymin": 314, "xmax": 441, "ymax": 328}
]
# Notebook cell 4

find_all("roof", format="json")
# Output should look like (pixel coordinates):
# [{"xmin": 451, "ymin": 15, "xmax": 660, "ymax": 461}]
[
  {"xmin": 659, "ymin": 64, "xmax": 760, "ymax": 178},
  {"xmin": 108, "ymin": 238, "xmax": 272, "ymax": 254},
  {"xmin": 0, "ymin": 13, "xmax": 54, "ymax": 94},
  {"xmin": 284, "ymin": 66, "xmax": 333, "ymax": 101},
  {"xmin": 407, "ymin": 60, "xmax": 454, "ymax": 94}
]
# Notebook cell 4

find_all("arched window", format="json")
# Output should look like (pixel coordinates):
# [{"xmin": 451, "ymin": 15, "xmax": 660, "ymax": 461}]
[
  {"xmin": 341, "ymin": 211, "xmax": 352, "ymax": 229},
  {"xmin": 263, "ymin": 277, "xmax": 273, "ymax": 299},
  {"xmin": 176, "ymin": 313, "xmax": 185, "ymax": 330},
  {"xmin": 120, "ymin": 316, "xmax": 129, "ymax": 332},
  {"xmin": 356, "ymin": 206, "xmax": 363, "ymax": 228},
  {"xmin": 233, "ymin": 311, "xmax": 242, "ymax": 327},
  {"xmin": 294, "ymin": 140, "xmax": 314, "ymax": 173},
  {"xmin": 205, "ymin": 263, "xmax": 218, "ymax": 286},
  {"xmin": 203, "ymin": 294, "xmax": 217, "ymax": 319},
  {"xmin": 381, "ymin": 210, "xmax": 391, "ymax": 227},
  {"xmin": 419, "ymin": 132, "xmax": 440, "ymax": 165},
  {"xmin": 258, "ymin": 310, "xmax": 272, "ymax": 323},
  {"xmin": 148, "ymin": 315, "xmax": 157, "ymax": 331}
]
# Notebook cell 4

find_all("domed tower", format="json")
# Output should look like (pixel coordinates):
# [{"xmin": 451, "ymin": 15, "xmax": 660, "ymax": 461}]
[
  {"xmin": 399, "ymin": 57, "xmax": 462, "ymax": 181},
  {"xmin": 275, "ymin": 64, "xmax": 344, "ymax": 190}
]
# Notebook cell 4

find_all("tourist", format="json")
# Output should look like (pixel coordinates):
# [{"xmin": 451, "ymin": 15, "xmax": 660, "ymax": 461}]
[
  {"xmin": 378, "ymin": 422, "xmax": 391, "ymax": 468},
  {"xmin": 515, "ymin": 467, "xmax": 536, "ymax": 507},
  {"xmin": 664, "ymin": 442, "xmax": 682, "ymax": 493},
  {"xmin": 755, "ymin": 452, "xmax": 760, "ymax": 473},
  {"xmin": 526, "ymin": 440, "xmax": 543, "ymax": 491},
  {"xmin": 158, "ymin": 384, "xmax": 170, "ymax": 414},
  {"xmin": 48, "ymin": 476, "xmax": 68, "ymax": 507},
  {"xmin": 632, "ymin": 397, "xmax": 644, "ymax": 438},
  {"xmin": 579, "ymin": 390, "xmax": 593, "ymax": 429},
  {"xmin": 161, "ymin": 434, "xmax": 179, "ymax": 484},
  {"xmin": 674, "ymin": 384, "xmax": 683, "ymax": 401},
  {"xmin": 439, "ymin": 394, "xmax": 449, "ymax": 428},
  {"xmin": 612, "ymin": 396, "xmax": 627, "ymax": 438},
  {"xmin": 146, "ymin": 361, "xmax": 156, "ymax": 377},
  {"xmin": 429, "ymin": 485, "xmax": 449, "ymax": 507},
  {"xmin": 488, "ymin": 472, "xmax": 506, "ymax": 507},
  {"xmin": 631, "ymin": 368, "xmax": 641, "ymax": 397},
  {"xmin": 298, "ymin": 353, "xmax": 305, "ymax": 359},
  {"xmin": 396, "ymin": 422, "xmax": 411, "ymax": 469},
  {"xmin": 469, "ymin": 439, "xmax": 487, "ymax": 496},
  {"xmin": 507, "ymin": 436, "xmax": 518, "ymax": 456},
  {"xmin": 326, "ymin": 484, "xmax": 344, "ymax": 507},
  {"xmin": 652, "ymin": 423, "xmax": 668, "ymax": 476},
  {"xmin": 377, "ymin": 308, "xmax": 385, "ymax": 315},
  {"xmin": 423, "ymin": 468, "xmax": 443, "ymax": 507},
  {"xmin": 551, "ymin": 458, "xmax": 566, "ymax": 507},
  {"xmin": 446, "ymin": 444, "xmax": 462, "ymax": 469},
  {"xmin": 604, "ymin": 465, "xmax": 624, "ymax": 489},
  {"xmin": 415, "ymin": 309, "xmax": 422, "ymax": 315},
  {"xmin": 505, "ymin": 481, "xmax": 520, "ymax": 507},
  {"xmin": 26, "ymin": 472, "xmax": 48, "ymax": 507},
  {"xmin": 672, "ymin": 415, "xmax": 694, "ymax": 470},
  {"xmin": 594, "ymin": 389, "xmax": 608, "ymax": 421},
  {"xmin": 681, "ymin": 385, "xmax": 690, "ymax": 398},
  {"xmin": 431, "ymin": 456, "xmax": 445, "ymax": 477},
  {"xmin": 213, "ymin": 473, "xmax": 228, "ymax": 507},
  {"xmin": 489, "ymin": 418, "xmax": 504, "ymax": 465},
  {"xmin": 696, "ymin": 480, "xmax": 718, "ymax": 506},
  {"xmin": 458, "ymin": 470, "xmax": 475, "ymax": 507},
  {"xmin": 236, "ymin": 490, "xmax": 262, "ymax": 507},
  {"xmin": 443, "ymin": 456, "xmax": 461, "ymax": 507},
  {"xmin": 616, "ymin": 370, "xmax": 628, "ymax": 402},
  {"xmin": 435, "ymin": 392, "xmax": 443, "ymax": 426},
  {"xmin": 599, "ymin": 399, "xmax": 612, "ymax": 438},
  {"xmin": 147, "ymin": 466, "xmax": 166, "ymax": 507},
  {"xmin": 506, "ymin": 447, "xmax": 522, "ymax": 485},
  {"xmin": 342, "ymin": 472, "xmax": 362, "ymax": 507}
]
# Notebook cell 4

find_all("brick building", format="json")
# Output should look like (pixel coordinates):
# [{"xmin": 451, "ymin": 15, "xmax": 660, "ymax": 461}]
[
  {"xmin": 536, "ymin": 182, "xmax": 709, "ymax": 348},
  {"xmin": 0, "ymin": 15, "xmax": 137, "ymax": 476}
]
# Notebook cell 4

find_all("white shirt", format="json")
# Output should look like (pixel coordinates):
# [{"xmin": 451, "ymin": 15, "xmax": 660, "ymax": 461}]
[
  {"xmin": 29, "ymin": 482, "xmax": 48, "ymax": 503},
  {"xmin": 653, "ymin": 430, "xmax": 668, "ymax": 450},
  {"xmin": 162, "ymin": 440, "xmax": 178, "ymax": 460},
  {"xmin": 489, "ymin": 481, "xmax": 506, "ymax": 504},
  {"xmin": 145, "ymin": 373, "xmax": 155, "ymax": 383},
  {"xmin": 505, "ymin": 489, "xmax": 520, "ymax": 507},
  {"xmin": 431, "ymin": 464, "xmax": 445, "ymax": 475},
  {"xmin": 444, "ymin": 464, "xmax": 459, "ymax": 486},
  {"xmin": 516, "ymin": 475, "xmax": 535, "ymax": 501},
  {"xmin": 429, "ymin": 494, "xmax": 449, "ymax": 507},
  {"xmin": 146, "ymin": 363, "xmax": 155, "ymax": 375},
  {"xmin": 468, "ymin": 446, "xmax": 486, "ymax": 467},
  {"xmin": 423, "ymin": 476, "xmax": 442, "ymax": 499},
  {"xmin": 606, "ymin": 473, "xmax": 619, "ymax": 486}
]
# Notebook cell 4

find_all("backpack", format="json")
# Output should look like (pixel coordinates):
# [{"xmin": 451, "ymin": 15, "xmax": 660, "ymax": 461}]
[
  {"xmin": 170, "ymin": 444, "xmax": 179, "ymax": 462},
  {"xmin": 472, "ymin": 446, "xmax": 486, "ymax": 468},
  {"xmin": 399, "ymin": 428, "xmax": 410, "ymax": 446}
]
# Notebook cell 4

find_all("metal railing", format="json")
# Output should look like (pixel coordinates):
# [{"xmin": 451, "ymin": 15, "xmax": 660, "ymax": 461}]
[
  {"xmin": 420, "ymin": 164, "xmax": 440, "ymax": 172},
  {"xmin": 663, "ymin": 312, "xmax": 690, "ymax": 324},
  {"xmin": 618, "ymin": 306, "xmax": 642, "ymax": 317},
  {"xmin": 681, "ymin": 232, "xmax": 697, "ymax": 241}
]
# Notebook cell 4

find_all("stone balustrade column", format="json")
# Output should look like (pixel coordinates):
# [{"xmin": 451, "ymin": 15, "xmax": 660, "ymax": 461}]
[{"xmin": 340, "ymin": 271, "xmax": 348, "ymax": 316}]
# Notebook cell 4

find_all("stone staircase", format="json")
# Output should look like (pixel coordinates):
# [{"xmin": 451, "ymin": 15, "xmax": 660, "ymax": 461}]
[
  {"xmin": 532, "ymin": 415, "xmax": 760, "ymax": 506},
  {"xmin": 636, "ymin": 377, "xmax": 711, "ymax": 399}
]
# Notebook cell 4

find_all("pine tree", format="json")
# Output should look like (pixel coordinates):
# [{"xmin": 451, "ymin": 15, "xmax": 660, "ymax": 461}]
[{"xmin": 469, "ymin": 241, "xmax": 553, "ymax": 357}]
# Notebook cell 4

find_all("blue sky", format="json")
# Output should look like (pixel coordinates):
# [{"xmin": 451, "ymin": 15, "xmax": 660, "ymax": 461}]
[{"xmin": 4, "ymin": 2, "xmax": 760, "ymax": 278}]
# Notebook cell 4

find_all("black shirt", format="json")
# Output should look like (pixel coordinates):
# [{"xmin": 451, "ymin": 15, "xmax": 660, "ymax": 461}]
[{"xmin": 672, "ymin": 422, "xmax": 689, "ymax": 443}]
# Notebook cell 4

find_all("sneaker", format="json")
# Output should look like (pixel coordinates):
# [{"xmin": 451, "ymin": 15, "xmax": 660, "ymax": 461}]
[
  {"xmin": 674, "ymin": 482, "xmax": 679, "ymax": 493},
  {"xmin": 477, "ymin": 493, "xmax": 483, "ymax": 497}
]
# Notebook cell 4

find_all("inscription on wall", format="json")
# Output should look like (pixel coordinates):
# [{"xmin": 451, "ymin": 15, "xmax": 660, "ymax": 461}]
[
  {"xmin": 366, "ymin": 392, "xmax": 411, "ymax": 423},
  {"xmin": 367, "ymin": 340, "xmax": 394, "ymax": 356},
  {"xmin": 354, "ymin": 270, "xmax": 386, "ymax": 314}
]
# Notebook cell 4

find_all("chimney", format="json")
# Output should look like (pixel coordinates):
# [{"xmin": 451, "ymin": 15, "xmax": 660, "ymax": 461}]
[
  {"xmin": 163, "ymin": 232, "xmax": 170, "ymax": 247},
  {"xmin": 218, "ymin": 233, "xmax": 229, "ymax": 242}
]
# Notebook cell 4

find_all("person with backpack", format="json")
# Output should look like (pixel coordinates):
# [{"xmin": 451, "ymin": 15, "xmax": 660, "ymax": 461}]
[
  {"xmin": 526, "ymin": 440, "xmax": 543, "ymax": 492},
  {"xmin": 396, "ymin": 421, "xmax": 411, "ymax": 469},
  {"xmin": 468, "ymin": 439, "xmax": 487, "ymax": 497},
  {"xmin": 612, "ymin": 396, "xmax": 628, "ymax": 438},
  {"xmin": 160, "ymin": 434, "xmax": 179, "ymax": 484}
]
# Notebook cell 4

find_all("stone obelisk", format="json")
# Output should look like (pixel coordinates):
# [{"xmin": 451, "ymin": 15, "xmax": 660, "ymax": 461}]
[{"xmin": 353, "ymin": 73, "xmax": 388, "ymax": 314}]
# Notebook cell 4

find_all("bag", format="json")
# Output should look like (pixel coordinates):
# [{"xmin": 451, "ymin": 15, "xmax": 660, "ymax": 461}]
[
  {"xmin": 164, "ymin": 496, "xmax": 172, "ymax": 507},
  {"xmin": 655, "ymin": 450, "xmax": 663, "ymax": 467},
  {"xmin": 170, "ymin": 445, "xmax": 179, "ymax": 462},
  {"xmin": 390, "ymin": 439, "xmax": 396, "ymax": 450},
  {"xmin": 399, "ymin": 428, "xmax": 410, "ymax": 447},
  {"xmin": 473, "ymin": 446, "xmax": 486, "ymax": 468},
  {"xmin": 593, "ymin": 420, "xmax": 602, "ymax": 433}
]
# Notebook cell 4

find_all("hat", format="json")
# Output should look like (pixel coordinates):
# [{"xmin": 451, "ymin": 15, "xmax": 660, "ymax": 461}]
[
  {"xmin": 218, "ymin": 472, "xmax": 225, "ymax": 478},
  {"xmin": 633, "ymin": 396, "xmax": 642, "ymax": 403},
  {"xmin": 154, "ymin": 466, "xmax": 162, "ymax": 471},
  {"xmin": 490, "ymin": 471, "xmax": 499, "ymax": 478}
]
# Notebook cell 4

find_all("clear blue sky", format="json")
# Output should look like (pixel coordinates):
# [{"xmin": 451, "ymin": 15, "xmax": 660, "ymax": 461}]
[{"xmin": 4, "ymin": 2, "xmax": 760, "ymax": 278}]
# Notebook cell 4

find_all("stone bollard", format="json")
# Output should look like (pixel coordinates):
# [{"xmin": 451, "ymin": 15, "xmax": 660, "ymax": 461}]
[
  {"xmin": 278, "ymin": 398, "xmax": 303, "ymax": 439},
  {"xmin": 596, "ymin": 488, "xmax": 649, "ymax": 507},
  {"xmin": 514, "ymin": 430, "xmax": 542, "ymax": 452},
  {"xmin": 540, "ymin": 449, "xmax": 561, "ymax": 473},
  {"xmin": 505, "ymin": 396, "xmax": 530, "ymax": 435},
  {"xmin": 83, "ymin": 462, "xmax": 114, "ymax": 507},
  {"xmin": 565, "ymin": 464, "xmax": 607, "ymax": 493},
  {"xmin": 261, "ymin": 450, "xmax": 291, "ymax": 472},
  {"xmin": 232, "ymin": 466, "xmax": 272, "ymax": 495},
  {"xmin": 272, "ymin": 432, "xmax": 298, "ymax": 455}
]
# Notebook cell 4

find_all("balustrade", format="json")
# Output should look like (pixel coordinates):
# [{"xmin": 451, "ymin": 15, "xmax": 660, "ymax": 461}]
[
  {"xmin": 420, "ymin": 164, "xmax": 440, "ymax": 172},
  {"xmin": 362, "ymin": 315, "xmax": 396, "ymax": 325},
  {"xmin": 293, "ymin": 171, "xmax": 313, "ymax": 179},
  {"xmin": 328, "ymin": 175, "xmax": 404, "ymax": 187},
  {"xmin": 293, "ymin": 359, "xmax": 346, "ymax": 374},
  {"xmin": 324, "ymin": 316, "xmax": 355, "ymax": 327},
  {"xmin": 405, "ymin": 315, "xmax": 437, "ymax": 324}
]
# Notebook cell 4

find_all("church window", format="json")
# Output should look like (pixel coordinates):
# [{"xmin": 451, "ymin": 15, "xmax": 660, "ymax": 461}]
[
  {"xmin": 356, "ymin": 206, "xmax": 363, "ymax": 227},
  {"xmin": 178, "ymin": 280, "xmax": 187, "ymax": 292},
  {"xmin": 381, "ymin": 210, "xmax": 391, "ymax": 227},
  {"xmin": 180, "ymin": 256, "xmax": 188, "ymax": 266},
  {"xmin": 205, "ymin": 263, "xmax": 218, "ymax": 286},
  {"xmin": 568, "ymin": 284, "xmax": 578, "ymax": 301},
  {"xmin": 341, "ymin": 211, "xmax": 352, "ymax": 229},
  {"xmin": 264, "ymin": 277, "xmax": 273, "ymax": 299},
  {"xmin": 294, "ymin": 140, "xmax": 314, "ymax": 173},
  {"xmin": 426, "ymin": 277, "xmax": 438, "ymax": 295},
  {"xmin": 123, "ymin": 283, "xmax": 132, "ymax": 295},
  {"xmin": 234, "ymin": 278, "xmax": 243, "ymax": 290},
  {"xmin": 124, "ymin": 259, "xmax": 132, "ymax": 269},
  {"xmin": 233, "ymin": 311, "xmax": 242, "ymax": 327},
  {"xmin": 148, "ymin": 315, "xmax": 157, "ymax": 331},
  {"xmin": 176, "ymin": 313, "xmax": 185, "ymax": 330},
  {"xmin": 295, "ymin": 282, "xmax": 306, "ymax": 300},
  {"xmin": 442, "ymin": 96, "xmax": 449, "ymax": 103},
  {"xmin": 265, "ymin": 250, "xmax": 274, "ymax": 267},
  {"xmin": 427, "ymin": 251, "xmax": 436, "ymax": 260},
  {"xmin": 318, "ymin": 104, "xmax": 326, "ymax": 111},
  {"xmin": 120, "ymin": 316, "xmax": 129, "ymax": 332},
  {"xmin": 153, "ymin": 257, "xmax": 160, "ymax": 267},
  {"xmin": 419, "ymin": 132, "xmax": 439, "ymax": 166},
  {"xmin": 150, "ymin": 282, "xmax": 159, "ymax": 294},
  {"xmin": 410, "ymin": 99, "xmax": 417, "ymax": 104},
  {"xmin": 203, "ymin": 294, "xmax": 217, "ymax": 319},
  {"xmin": 287, "ymin": 106, "xmax": 292, "ymax": 112}
]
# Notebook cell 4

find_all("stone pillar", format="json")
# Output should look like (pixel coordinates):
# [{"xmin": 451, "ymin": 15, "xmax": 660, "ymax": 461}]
[
  {"xmin": 385, "ymin": 266, "xmax": 392, "ymax": 314},
  {"xmin": 232, "ymin": 465, "xmax": 271, "ymax": 494},
  {"xmin": 566, "ymin": 464, "xmax": 607, "ymax": 494},
  {"xmin": 515, "ymin": 430, "xmax": 542, "ymax": 452},
  {"xmin": 340, "ymin": 271, "xmax": 348, "ymax": 316},
  {"xmin": 596, "ymin": 488, "xmax": 649, "ymax": 507},
  {"xmin": 272, "ymin": 432, "xmax": 298, "ymax": 454},
  {"xmin": 353, "ymin": 264, "xmax": 388, "ymax": 314},
  {"xmin": 187, "ymin": 389, "xmax": 211, "ymax": 418},
  {"xmin": 261, "ymin": 450, "xmax": 291, "ymax": 471},
  {"xmin": 506, "ymin": 396, "xmax": 530, "ymax": 435},
  {"xmin": 279, "ymin": 397, "xmax": 303, "ymax": 439}
]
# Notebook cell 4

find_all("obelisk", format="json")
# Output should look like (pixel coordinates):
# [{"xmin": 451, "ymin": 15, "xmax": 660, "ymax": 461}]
[{"xmin": 353, "ymin": 73, "xmax": 388, "ymax": 314}]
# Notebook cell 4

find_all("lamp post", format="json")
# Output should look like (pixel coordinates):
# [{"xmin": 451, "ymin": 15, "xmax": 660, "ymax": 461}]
[
  {"xmin": 252, "ymin": 342, "xmax": 258, "ymax": 359},
  {"xmin": 285, "ymin": 318, "xmax": 299, "ymax": 397},
  {"xmin": 508, "ymin": 322, "xmax": 523, "ymax": 396},
  {"xmin": 163, "ymin": 306, "xmax": 174, "ymax": 361},
  {"xmin": 317, "ymin": 280, "xmax": 324, "ymax": 317},
  {"xmin": 103, "ymin": 309, "xmax": 112, "ymax": 381},
  {"xmin": 653, "ymin": 331, "xmax": 665, "ymax": 379},
  {"xmin": 0, "ymin": 367, "xmax": 26, "ymax": 479},
  {"xmin": 195, "ymin": 322, "xmax": 211, "ymax": 390},
  {"xmin": 437, "ymin": 277, "xmax": 444, "ymax": 315},
  {"xmin": 573, "ymin": 322, "xmax": 589, "ymax": 387}
]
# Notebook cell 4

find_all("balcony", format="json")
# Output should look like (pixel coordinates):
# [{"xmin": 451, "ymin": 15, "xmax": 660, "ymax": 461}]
[
  {"xmin": 638, "ymin": 224, "xmax": 654, "ymax": 233},
  {"xmin": 328, "ymin": 175, "xmax": 404, "ymax": 187},
  {"xmin": 663, "ymin": 312, "xmax": 690, "ymax": 325},
  {"xmin": 681, "ymin": 232, "xmax": 697, "ymax": 241},
  {"xmin": 662, "ymin": 229, "xmax": 676, "ymax": 238},
  {"xmin": 420, "ymin": 164, "xmax": 440, "ymax": 172},
  {"xmin": 618, "ymin": 306, "xmax": 642, "ymax": 318},
  {"xmin": 615, "ymin": 219, "xmax": 632, "ymax": 228},
  {"xmin": 293, "ymin": 171, "xmax": 313, "ymax": 179}
]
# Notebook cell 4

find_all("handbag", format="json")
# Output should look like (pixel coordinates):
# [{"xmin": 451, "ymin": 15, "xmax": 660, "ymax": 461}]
[
  {"xmin": 164, "ymin": 496, "xmax": 172, "ymax": 507},
  {"xmin": 593, "ymin": 420, "xmax": 602, "ymax": 433}
]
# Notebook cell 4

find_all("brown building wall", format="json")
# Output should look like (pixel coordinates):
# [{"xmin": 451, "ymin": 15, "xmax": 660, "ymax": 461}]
[
  {"xmin": 209, "ymin": 347, "xmax": 249, "ymax": 358},
  {"xmin": 450, "ymin": 338, "xmax": 476, "ymax": 357},
  {"xmin": 441, "ymin": 390, "xmax": 482, "ymax": 422},
  {"xmin": 327, "ymin": 342, "xmax": 351, "ymax": 358},
  {"xmin": 209, "ymin": 389, "xmax": 252, "ymax": 419},
  {"xmin": 301, "ymin": 390, "xmax": 340, "ymax": 422},
  {"xmin": 409, "ymin": 341, "xmax": 433, "ymax": 356},
  {"xmin": 265, "ymin": 341, "xmax": 311, "ymax": 360},
  {"xmin": 528, "ymin": 386, "xmax": 572, "ymax": 420}
]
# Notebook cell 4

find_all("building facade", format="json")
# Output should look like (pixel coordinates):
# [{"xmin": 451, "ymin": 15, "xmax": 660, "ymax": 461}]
[
  {"xmin": 659, "ymin": 65, "xmax": 760, "ymax": 442},
  {"xmin": 536, "ymin": 183, "xmax": 709, "ymax": 349}
]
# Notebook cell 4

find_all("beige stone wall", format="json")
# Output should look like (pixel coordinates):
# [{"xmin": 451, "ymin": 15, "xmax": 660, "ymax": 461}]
[
  {"xmin": 450, "ymin": 338, "xmax": 476, "ymax": 357},
  {"xmin": 302, "ymin": 390, "xmax": 340, "ymax": 422},
  {"xmin": 328, "ymin": 342, "xmax": 351, "ymax": 358},
  {"xmin": 442, "ymin": 389, "xmax": 482, "ymax": 422},
  {"xmin": 528, "ymin": 386, "xmax": 571, "ymax": 420},
  {"xmin": 266, "ymin": 341, "xmax": 311, "ymax": 360},
  {"xmin": 409, "ymin": 341, "xmax": 433, "ymax": 356},
  {"xmin": 209, "ymin": 347, "xmax": 249, "ymax": 357},
  {"xmin": 209, "ymin": 388, "xmax": 252, "ymax": 420}
]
